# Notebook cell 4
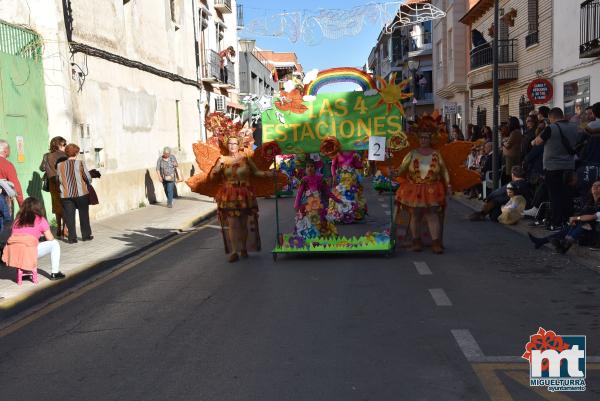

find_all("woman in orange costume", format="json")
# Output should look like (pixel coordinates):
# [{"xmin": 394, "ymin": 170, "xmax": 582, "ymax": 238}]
[
  {"xmin": 211, "ymin": 135, "xmax": 277, "ymax": 263},
  {"xmin": 396, "ymin": 129, "xmax": 451, "ymax": 254}
]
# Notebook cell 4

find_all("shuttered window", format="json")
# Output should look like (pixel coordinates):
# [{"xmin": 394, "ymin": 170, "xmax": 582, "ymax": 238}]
[{"xmin": 526, "ymin": 0, "xmax": 539, "ymax": 47}]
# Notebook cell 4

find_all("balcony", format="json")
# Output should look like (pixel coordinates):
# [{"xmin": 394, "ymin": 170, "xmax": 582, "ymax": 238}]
[
  {"xmin": 201, "ymin": 49, "xmax": 221, "ymax": 83},
  {"xmin": 214, "ymin": 0, "xmax": 232, "ymax": 14},
  {"xmin": 580, "ymin": 0, "xmax": 600, "ymax": 58},
  {"xmin": 408, "ymin": 32, "xmax": 432, "ymax": 57},
  {"xmin": 467, "ymin": 39, "xmax": 518, "ymax": 89},
  {"xmin": 201, "ymin": 49, "xmax": 235, "ymax": 88}
]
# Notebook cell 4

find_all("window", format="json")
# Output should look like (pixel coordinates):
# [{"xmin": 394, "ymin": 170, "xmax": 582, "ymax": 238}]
[
  {"xmin": 476, "ymin": 106, "xmax": 487, "ymax": 128},
  {"xmin": 564, "ymin": 77, "xmax": 590, "ymax": 118},
  {"xmin": 216, "ymin": 22, "xmax": 225, "ymax": 51},
  {"xmin": 526, "ymin": 0, "xmax": 539, "ymax": 47}
]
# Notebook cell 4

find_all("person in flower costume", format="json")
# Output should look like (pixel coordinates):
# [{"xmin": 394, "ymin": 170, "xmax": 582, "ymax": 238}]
[
  {"xmin": 293, "ymin": 158, "xmax": 341, "ymax": 239},
  {"xmin": 322, "ymin": 137, "xmax": 367, "ymax": 223},
  {"xmin": 186, "ymin": 113, "xmax": 287, "ymax": 263},
  {"xmin": 391, "ymin": 112, "xmax": 480, "ymax": 254}
]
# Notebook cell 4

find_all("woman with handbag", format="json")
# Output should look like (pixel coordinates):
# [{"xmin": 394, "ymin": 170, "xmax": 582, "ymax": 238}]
[
  {"xmin": 56, "ymin": 144, "xmax": 93, "ymax": 244},
  {"xmin": 156, "ymin": 147, "xmax": 181, "ymax": 208},
  {"xmin": 40, "ymin": 136, "xmax": 67, "ymax": 238}
]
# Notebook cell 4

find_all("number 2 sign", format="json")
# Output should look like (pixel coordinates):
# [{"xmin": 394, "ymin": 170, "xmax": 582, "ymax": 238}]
[{"xmin": 368, "ymin": 136, "xmax": 386, "ymax": 161}]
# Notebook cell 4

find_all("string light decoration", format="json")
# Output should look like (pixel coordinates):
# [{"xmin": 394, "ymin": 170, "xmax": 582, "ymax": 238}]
[{"xmin": 242, "ymin": 1, "xmax": 446, "ymax": 45}]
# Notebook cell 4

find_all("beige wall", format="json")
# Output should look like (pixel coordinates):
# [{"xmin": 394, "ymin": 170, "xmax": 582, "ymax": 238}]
[{"xmin": 469, "ymin": 0, "xmax": 553, "ymax": 126}]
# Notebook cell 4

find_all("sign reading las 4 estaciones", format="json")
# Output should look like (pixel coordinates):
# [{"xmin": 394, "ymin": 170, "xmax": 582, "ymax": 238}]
[{"xmin": 262, "ymin": 91, "xmax": 403, "ymax": 154}]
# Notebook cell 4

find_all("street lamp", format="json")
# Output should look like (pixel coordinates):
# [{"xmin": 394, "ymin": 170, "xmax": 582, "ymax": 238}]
[{"xmin": 408, "ymin": 59, "xmax": 420, "ymax": 121}]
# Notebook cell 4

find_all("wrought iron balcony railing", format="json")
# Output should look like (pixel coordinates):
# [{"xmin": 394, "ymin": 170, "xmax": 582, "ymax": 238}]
[
  {"xmin": 470, "ymin": 39, "xmax": 516, "ymax": 70},
  {"xmin": 580, "ymin": 0, "xmax": 600, "ymax": 58}
]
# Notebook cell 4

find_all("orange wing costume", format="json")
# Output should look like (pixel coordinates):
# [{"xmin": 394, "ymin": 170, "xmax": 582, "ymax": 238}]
[{"xmin": 377, "ymin": 111, "xmax": 480, "ymax": 192}]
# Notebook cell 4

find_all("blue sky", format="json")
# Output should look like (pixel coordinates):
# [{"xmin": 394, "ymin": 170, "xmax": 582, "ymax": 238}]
[{"xmin": 239, "ymin": 0, "xmax": 385, "ymax": 92}]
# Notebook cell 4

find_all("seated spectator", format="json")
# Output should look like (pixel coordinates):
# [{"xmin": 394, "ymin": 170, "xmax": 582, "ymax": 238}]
[
  {"xmin": 498, "ymin": 182, "xmax": 527, "ymax": 225},
  {"xmin": 468, "ymin": 165, "xmax": 532, "ymax": 222},
  {"xmin": 2, "ymin": 197, "xmax": 65, "ymax": 280},
  {"xmin": 528, "ymin": 180, "xmax": 600, "ymax": 253}
]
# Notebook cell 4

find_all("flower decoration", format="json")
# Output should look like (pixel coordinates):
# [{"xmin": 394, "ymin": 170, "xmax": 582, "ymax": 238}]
[
  {"xmin": 288, "ymin": 236, "xmax": 305, "ymax": 248},
  {"xmin": 305, "ymin": 196, "xmax": 322, "ymax": 212},
  {"xmin": 257, "ymin": 95, "xmax": 274, "ymax": 112},
  {"xmin": 275, "ymin": 89, "xmax": 308, "ymax": 114},
  {"xmin": 388, "ymin": 133, "xmax": 409, "ymax": 151},
  {"xmin": 320, "ymin": 136, "xmax": 341, "ymax": 159}
]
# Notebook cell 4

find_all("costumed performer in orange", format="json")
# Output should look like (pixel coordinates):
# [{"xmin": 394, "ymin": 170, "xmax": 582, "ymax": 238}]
[
  {"xmin": 395, "ymin": 121, "xmax": 451, "ymax": 254},
  {"xmin": 187, "ymin": 113, "xmax": 285, "ymax": 263}
]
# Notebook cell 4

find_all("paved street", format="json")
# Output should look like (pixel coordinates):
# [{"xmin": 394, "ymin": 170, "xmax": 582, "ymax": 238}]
[{"xmin": 0, "ymin": 187, "xmax": 599, "ymax": 401}]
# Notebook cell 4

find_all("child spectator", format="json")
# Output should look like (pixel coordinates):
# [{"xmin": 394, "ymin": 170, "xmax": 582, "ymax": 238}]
[{"xmin": 2, "ymin": 197, "xmax": 65, "ymax": 280}]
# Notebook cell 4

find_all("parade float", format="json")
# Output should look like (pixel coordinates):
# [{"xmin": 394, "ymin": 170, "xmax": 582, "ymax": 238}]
[{"xmin": 258, "ymin": 67, "xmax": 413, "ymax": 259}]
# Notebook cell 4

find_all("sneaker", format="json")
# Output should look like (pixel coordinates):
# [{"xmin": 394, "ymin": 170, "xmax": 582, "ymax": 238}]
[
  {"xmin": 528, "ymin": 220, "xmax": 543, "ymax": 227},
  {"xmin": 49, "ymin": 272, "xmax": 66, "ymax": 280},
  {"xmin": 522, "ymin": 207, "xmax": 539, "ymax": 218},
  {"xmin": 167, "ymin": 203, "xmax": 173, "ymax": 208},
  {"xmin": 550, "ymin": 238, "xmax": 572, "ymax": 254},
  {"xmin": 527, "ymin": 232, "xmax": 547, "ymax": 249}
]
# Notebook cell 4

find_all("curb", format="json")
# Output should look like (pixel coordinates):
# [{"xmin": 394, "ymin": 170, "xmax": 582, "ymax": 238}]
[
  {"xmin": 0, "ymin": 206, "xmax": 218, "ymax": 320},
  {"xmin": 451, "ymin": 195, "xmax": 600, "ymax": 273}
]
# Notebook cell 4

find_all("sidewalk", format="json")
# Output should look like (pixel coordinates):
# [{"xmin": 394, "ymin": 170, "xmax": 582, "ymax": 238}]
[
  {"xmin": 0, "ymin": 194, "xmax": 217, "ymax": 318},
  {"xmin": 452, "ymin": 194, "xmax": 600, "ymax": 272}
]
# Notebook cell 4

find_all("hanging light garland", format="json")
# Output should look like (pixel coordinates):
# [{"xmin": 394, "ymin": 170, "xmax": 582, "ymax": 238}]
[{"xmin": 242, "ymin": 1, "xmax": 446, "ymax": 46}]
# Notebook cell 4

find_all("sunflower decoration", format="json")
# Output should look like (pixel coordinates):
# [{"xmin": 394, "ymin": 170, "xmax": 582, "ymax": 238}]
[
  {"xmin": 377, "ymin": 110, "xmax": 481, "ymax": 192},
  {"xmin": 186, "ymin": 112, "xmax": 288, "ymax": 197},
  {"xmin": 374, "ymin": 73, "xmax": 412, "ymax": 114}
]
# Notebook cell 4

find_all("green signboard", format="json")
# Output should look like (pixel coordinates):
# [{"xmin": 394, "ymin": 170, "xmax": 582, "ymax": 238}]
[{"xmin": 262, "ymin": 91, "xmax": 403, "ymax": 154}]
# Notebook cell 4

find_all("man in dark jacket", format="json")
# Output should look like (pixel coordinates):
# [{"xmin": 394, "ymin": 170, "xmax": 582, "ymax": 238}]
[{"xmin": 532, "ymin": 107, "xmax": 580, "ymax": 229}]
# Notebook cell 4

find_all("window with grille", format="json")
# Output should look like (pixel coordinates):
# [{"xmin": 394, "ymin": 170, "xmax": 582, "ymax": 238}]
[
  {"xmin": 526, "ymin": 0, "xmax": 539, "ymax": 47},
  {"xmin": 519, "ymin": 95, "xmax": 534, "ymax": 123}
]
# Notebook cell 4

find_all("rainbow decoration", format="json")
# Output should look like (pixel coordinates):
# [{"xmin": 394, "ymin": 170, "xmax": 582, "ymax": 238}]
[{"xmin": 304, "ymin": 67, "xmax": 377, "ymax": 96}]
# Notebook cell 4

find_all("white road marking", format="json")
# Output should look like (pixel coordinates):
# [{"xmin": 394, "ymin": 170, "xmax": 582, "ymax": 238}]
[
  {"xmin": 429, "ymin": 288, "xmax": 452, "ymax": 306},
  {"xmin": 414, "ymin": 261, "xmax": 432, "ymax": 275},
  {"xmin": 384, "ymin": 210, "xmax": 391, "ymax": 216},
  {"xmin": 381, "ymin": 203, "xmax": 389, "ymax": 208},
  {"xmin": 451, "ymin": 329, "xmax": 600, "ymax": 363}
]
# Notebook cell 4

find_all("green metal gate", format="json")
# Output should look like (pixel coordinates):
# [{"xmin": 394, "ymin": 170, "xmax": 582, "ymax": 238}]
[{"xmin": 0, "ymin": 20, "xmax": 50, "ymax": 214}]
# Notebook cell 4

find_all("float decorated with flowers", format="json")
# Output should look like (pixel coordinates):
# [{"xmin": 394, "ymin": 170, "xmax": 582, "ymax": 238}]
[{"xmin": 249, "ymin": 66, "xmax": 410, "ymax": 259}]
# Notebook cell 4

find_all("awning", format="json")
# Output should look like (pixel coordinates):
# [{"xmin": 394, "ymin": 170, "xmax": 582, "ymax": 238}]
[{"xmin": 228, "ymin": 101, "xmax": 245, "ymax": 110}]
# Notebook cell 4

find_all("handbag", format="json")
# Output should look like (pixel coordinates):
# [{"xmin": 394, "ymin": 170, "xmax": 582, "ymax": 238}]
[
  {"xmin": 87, "ymin": 182, "xmax": 99, "ymax": 205},
  {"xmin": 42, "ymin": 173, "xmax": 50, "ymax": 192}
]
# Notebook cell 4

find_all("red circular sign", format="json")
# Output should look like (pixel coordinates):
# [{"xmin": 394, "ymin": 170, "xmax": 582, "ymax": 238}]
[{"xmin": 527, "ymin": 78, "xmax": 553, "ymax": 104}]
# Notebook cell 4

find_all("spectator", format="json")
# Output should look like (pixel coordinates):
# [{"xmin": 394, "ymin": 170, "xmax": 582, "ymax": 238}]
[
  {"xmin": 2, "ymin": 197, "xmax": 65, "ymax": 280},
  {"xmin": 522, "ymin": 134, "xmax": 545, "ymax": 218},
  {"xmin": 532, "ymin": 107, "xmax": 579, "ymax": 230},
  {"xmin": 56, "ymin": 144, "xmax": 93, "ymax": 244},
  {"xmin": 0, "ymin": 193, "xmax": 12, "ymax": 247},
  {"xmin": 498, "ymin": 182, "xmax": 527, "ymax": 225},
  {"xmin": 469, "ymin": 166, "xmax": 532, "ymax": 222},
  {"xmin": 521, "ymin": 114, "xmax": 538, "ymax": 161},
  {"xmin": 466, "ymin": 124, "xmax": 474, "ymax": 142},
  {"xmin": 218, "ymin": 46, "xmax": 235, "ymax": 84},
  {"xmin": 40, "ymin": 136, "xmax": 68, "ymax": 238},
  {"xmin": 586, "ymin": 102, "xmax": 600, "ymax": 135},
  {"xmin": 537, "ymin": 106, "xmax": 550, "ymax": 126},
  {"xmin": 502, "ymin": 116, "xmax": 523, "ymax": 181},
  {"xmin": 0, "ymin": 139, "xmax": 24, "ymax": 209},
  {"xmin": 585, "ymin": 106, "xmax": 595, "ymax": 124},
  {"xmin": 482, "ymin": 126, "xmax": 493, "ymax": 142},
  {"xmin": 156, "ymin": 147, "xmax": 180, "ymax": 208},
  {"xmin": 581, "ymin": 102, "xmax": 600, "ymax": 165},
  {"xmin": 471, "ymin": 125, "xmax": 483, "ymax": 141},
  {"xmin": 528, "ymin": 180, "xmax": 600, "ymax": 253},
  {"xmin": 570, "ymin": 103, "xmax": 583, "ymax": 125},
  {"xmin": 450, "ymin": 124, "xmax": 464, "ymax": 142}
]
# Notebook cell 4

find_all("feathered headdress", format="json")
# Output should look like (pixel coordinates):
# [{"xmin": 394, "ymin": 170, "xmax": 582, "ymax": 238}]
[
  {"xmin": 205, "ymin": 112, "xmax": 254, "ymax": 154},
  {"xmin": 408, "ymin": 111, "xmax": 448, "ymax": 144}
]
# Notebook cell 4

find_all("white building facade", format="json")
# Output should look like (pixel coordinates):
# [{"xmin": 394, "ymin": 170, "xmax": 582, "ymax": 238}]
[{"xmin": 0, "ymin": 0, "xmax": 240, "ymax": 220}]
